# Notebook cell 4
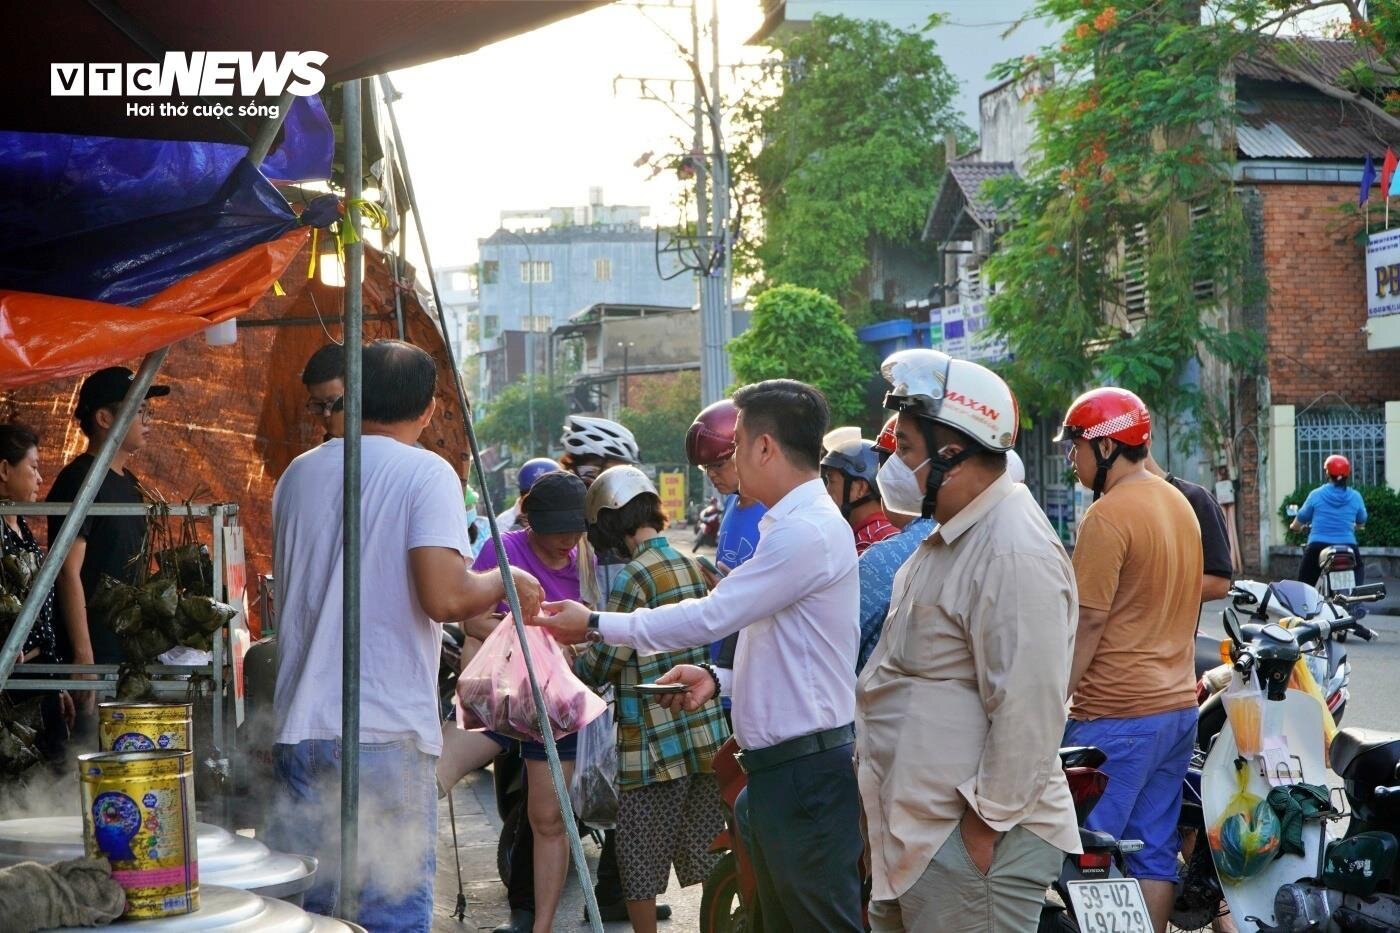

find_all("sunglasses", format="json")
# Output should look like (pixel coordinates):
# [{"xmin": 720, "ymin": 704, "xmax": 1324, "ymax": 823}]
[{"xmin": 305, "ymin": 396, "xmax": 345, "ymax": 417}]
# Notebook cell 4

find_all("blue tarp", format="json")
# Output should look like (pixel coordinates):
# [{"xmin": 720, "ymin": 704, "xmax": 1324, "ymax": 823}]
[{"xmin": 0, "ymin": 95, "xmax": 334, "ymax": 305}]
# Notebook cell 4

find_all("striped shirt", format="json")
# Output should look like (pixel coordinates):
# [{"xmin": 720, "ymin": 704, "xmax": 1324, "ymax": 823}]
[{"xmin": 575, "ymin": 536, "xmax": 730, "ymax": 788}]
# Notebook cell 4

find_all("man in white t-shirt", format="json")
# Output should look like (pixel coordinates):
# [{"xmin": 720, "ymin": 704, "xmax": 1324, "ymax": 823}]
[{"xmin": 268, "ymin": 340, "xmax": 543, "ymax": 930}]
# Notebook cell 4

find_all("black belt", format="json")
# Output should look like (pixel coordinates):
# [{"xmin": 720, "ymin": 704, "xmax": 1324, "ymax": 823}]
[{"xmin": 734, "ymin": 724, "xmax": 855, "ymax": 775}]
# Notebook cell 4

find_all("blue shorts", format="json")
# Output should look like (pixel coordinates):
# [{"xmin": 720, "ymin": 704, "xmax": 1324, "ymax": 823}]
[
  {"xmin": 1063, "ymin": 706, "xmax": 1198, "ymax": 882},
  {"xmin": 485, "ymin": 730, "xmax": 578, "ymax": 762}
]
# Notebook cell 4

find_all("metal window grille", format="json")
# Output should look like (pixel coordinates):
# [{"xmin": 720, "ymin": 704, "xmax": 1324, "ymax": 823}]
[{"xmin": 1295, "ymin": 408, "xmax": 1385, "ymax": 488}]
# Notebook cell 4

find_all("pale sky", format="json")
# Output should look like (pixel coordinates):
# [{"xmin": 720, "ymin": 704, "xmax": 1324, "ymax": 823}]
[{"xmin": 388, "ymin": 0, "xmax": 769, "ymax": 276}]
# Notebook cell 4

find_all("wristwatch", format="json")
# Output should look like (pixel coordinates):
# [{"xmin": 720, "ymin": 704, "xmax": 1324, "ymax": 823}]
[{"xmin": 586, "ymin": 611, "xmax": 603, "ymax": 643}]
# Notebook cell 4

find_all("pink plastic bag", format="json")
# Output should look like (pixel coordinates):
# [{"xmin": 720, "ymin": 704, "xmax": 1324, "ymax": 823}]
[{"xmin": 455, "ymin": 618, "xmax": 606, "ymax": 743}]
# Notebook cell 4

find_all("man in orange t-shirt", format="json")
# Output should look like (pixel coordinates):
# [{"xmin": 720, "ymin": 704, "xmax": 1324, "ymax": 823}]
[{"xmin": 1057, "ymin": 387, "xmax": 1202, "ymax": 932}]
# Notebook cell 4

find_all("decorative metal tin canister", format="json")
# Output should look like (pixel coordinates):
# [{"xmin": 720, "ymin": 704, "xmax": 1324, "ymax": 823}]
[
  {"xmin": 78, "ymin": 750, "xmax": 198, "ymax": 918},
  {"xmin": 98, "ymin": 701, "xmax": 193, "ymax": 753}
]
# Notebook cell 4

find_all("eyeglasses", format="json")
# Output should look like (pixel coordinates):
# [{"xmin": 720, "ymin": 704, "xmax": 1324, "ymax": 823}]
[
  {"xmin": 305, "ymin": 396, "xmax": 345, "ymax": 417},
  {"xmin": 701, "ymin": 461, "xmax": 730, "ymax": 475},
  {"xmin": 572, "ymin": 464, "xmax": 602, "ymax": 481}
]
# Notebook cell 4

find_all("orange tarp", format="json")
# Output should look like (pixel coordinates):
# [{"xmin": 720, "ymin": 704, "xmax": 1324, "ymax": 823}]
[
  {"xmin": 1, "ymin": 240, "xmax": 470, "ymax": 634},
  {"xmin": 0, "ymin": 229, "xmax": 309, "ymax": 389}
]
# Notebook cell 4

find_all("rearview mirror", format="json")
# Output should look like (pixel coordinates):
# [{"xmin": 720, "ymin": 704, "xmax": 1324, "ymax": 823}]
[{"xmin": 1222, "ymin": 608, "xmax": 1246, "ymax": 647}]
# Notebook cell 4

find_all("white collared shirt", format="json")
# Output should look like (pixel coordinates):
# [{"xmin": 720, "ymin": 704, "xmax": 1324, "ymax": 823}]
[{"xmin": 599, "ymin": 478, "xmax": 859, "ymax": 750}]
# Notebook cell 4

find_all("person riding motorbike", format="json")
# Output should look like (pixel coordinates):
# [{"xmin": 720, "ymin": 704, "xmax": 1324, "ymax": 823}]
[
  {"xmin": 820, "ymin": 435, "xmax": 898, "ymax": 555},
  {"xmin": 1290, "ymin": 454, "xmax": 1367, "ymax": 589}
]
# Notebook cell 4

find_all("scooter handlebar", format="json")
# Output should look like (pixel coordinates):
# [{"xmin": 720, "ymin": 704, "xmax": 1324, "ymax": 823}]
[{"xmin": 1351, "ymin": 622, "xmax": 1377, "ymax": 642}]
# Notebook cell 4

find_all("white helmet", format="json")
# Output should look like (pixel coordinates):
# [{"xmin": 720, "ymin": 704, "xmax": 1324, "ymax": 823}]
[
  {"xmin": 881, "ymin": 348, "xmax": 1019, "ymax": 451},
  {"xmin": 1007, "ymin": 449, "xmax": 1026, "ymax": 483},
  {"xmin": 561, "ymin": 415, "xmax": 640, "ymax": 463},
  {"xmin": 584, "ymin": 465, "xmax": 657, "ymax": 522},
  {"xmin": 822, "ymin": 426, "xmax": 862, "ymax": 454}
]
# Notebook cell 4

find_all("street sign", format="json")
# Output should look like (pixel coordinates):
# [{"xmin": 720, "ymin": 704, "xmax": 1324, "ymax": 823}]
[
  {"xmin": 930, "ymin": 302, "xmax": 1008, "ymax": 363},
  {"xmin": 658, "ymin": 471, "xmax": 687, "ymax": 521},
  {"xmin": 1366, "ymin": 228, "xmax": 1400, "ymax": 349}
]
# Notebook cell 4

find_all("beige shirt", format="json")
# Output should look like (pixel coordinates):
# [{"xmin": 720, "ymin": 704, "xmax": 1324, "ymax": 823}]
[{"xmin": 856, "ymin": 473, "xmax": 1082, "ymax": 902}]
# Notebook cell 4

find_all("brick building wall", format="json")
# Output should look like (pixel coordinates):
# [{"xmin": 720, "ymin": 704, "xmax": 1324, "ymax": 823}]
[{"xmin": 1236, "ymin": 182, "xmax": 1400, "ymax": 570}]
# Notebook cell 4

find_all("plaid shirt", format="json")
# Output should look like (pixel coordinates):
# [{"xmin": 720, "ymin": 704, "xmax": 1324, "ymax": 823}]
[{"xmin": 574, "ymin": 536, "xmax": 730, "ymax": 788}]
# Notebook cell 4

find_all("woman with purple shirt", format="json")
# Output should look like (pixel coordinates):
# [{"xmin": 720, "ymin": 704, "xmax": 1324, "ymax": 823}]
[{"xmin": 439, "ymin": 470, "xmax": 590, "ymax": 933}]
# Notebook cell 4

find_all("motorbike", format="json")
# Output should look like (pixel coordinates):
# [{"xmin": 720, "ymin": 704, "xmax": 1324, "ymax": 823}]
[
  {"xmin": 1316, "ymin": 545, "xmax": 1365, "ymax": 640},
  {"xmin": 1194, "ymin": 580, "xmax": 1353, "ymax": 756},
  {"xmin": 1174, "ymin": 579, "xmax": 1369, "ymax": 931},
  {"xmin": 698, "ymin": 735, "xmax": 1149, "ymax": 933},
  {"xmin": 694, "ymin": 497, "xmax": 721, "ymax": 552},
  {"xmin": 1038, "ymin": 746, "xmax": 1150, "ymax": 933},
  {"xmin": 1174, "ymin": 583, "xmax": 1398, "ymax": 932}
]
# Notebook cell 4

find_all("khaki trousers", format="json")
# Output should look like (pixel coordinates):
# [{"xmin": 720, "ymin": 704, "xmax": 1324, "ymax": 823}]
[{"xmin": 868, "ymin": 824, "xmax": 1063, "ymax": 932}]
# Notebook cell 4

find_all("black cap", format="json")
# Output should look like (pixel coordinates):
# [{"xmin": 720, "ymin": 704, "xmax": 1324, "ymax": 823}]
[
  {"xmin": 521, "ymin": 471, "xmax": 588, "ymax": 534},
  {"xmin": 75, "ymin": 367, "xmax": 171, "ymax": 420}
]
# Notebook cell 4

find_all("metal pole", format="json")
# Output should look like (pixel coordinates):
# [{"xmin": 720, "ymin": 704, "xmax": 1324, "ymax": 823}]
[
  {"xmin": 393, "ymin": 227, "xmax": 408, "ymax": 341},
  {"xmin": 337, "ymin": 77, "xmax": 364, "ymax": 924},
  {"xmin": 0, "ymin": 348, "xmax": 169, "ymax": 689},
  {"xmin": 690, "ymin": 0, "xmax": 710, "ymax": 243},
  {"xmin": 376, "ymin": 73, "xmax": 605, "ymax": 933},
  {"xmin": 246, "ymin": 90, "xmax": 297, "ymax": 165}
]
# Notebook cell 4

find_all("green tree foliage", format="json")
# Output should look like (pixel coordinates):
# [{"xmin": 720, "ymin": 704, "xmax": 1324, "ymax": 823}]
[
  {"xmin": 729, "ymin": 285, "xmax": 873, "ymax": 426},
  {"xmin": 981, "ymin": 0, "xmax": 1265, "ymax": 433},
  {"xmin": 731, "ymin": 14, "xmax": 969, "ymax": 311},
  {"xmin": 474, "ymin": 375, "xmax": 568, "ymax": 459},
  {"xmin": 1280, "ymin": 484, "xmax": 1400, "ymax": 547},
  {"xmin": 619, "ymin": 371, "xmax": 702, "ymax": 467}
]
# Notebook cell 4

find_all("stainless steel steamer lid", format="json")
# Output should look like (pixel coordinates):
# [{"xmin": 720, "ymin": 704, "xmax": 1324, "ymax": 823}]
[
  {"xmin": 0, "ymin": 818, "xmax": 312, "ymax": 893},
  {"xmin": 45, "ymin": 884, "xmax": 359, "ymax": 931}
]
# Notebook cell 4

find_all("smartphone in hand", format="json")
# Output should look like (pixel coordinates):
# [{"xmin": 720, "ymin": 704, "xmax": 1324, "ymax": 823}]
[{"xmin": 629, "ymin": 682, "xmax": 688, "ymax": 695}]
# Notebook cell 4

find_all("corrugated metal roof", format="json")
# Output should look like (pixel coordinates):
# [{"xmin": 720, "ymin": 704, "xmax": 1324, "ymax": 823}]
[
  {"xmin": 1236, "ymin": 95, "xmax": 1400, "ymax": 160},
  {"xmin": 1239, "ymin": 36, "xmax": 1400, "ymax": 89}
]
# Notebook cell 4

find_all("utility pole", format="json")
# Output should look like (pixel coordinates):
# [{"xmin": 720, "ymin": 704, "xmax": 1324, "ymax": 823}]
[
  {"xmin": 697, "ymin": 0, "xmax": 732, "ymax": 406},
  {"xmin": 690, "ymin": 0, "xmax": 709, "ymax": 243},
  {"xmin": 618, "ymin": 0, "xmax": 732, "ymax": 407}
]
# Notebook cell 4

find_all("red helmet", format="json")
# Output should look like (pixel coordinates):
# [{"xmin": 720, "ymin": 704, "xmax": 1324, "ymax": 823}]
[
  {"xmin": 875, "ymin": 415, "xmax": 898, "ymax": 454},
  {"xmin": 685, "ymin": 400, "xmax": 739, "ymax": 466},
  {"xmin": 1054, "ymin": 387, "xmax": 1152, "ymax": 447},
  {"xmin": 1325, "ymin": 454, "xmax": 1351, "ymax": 480}
]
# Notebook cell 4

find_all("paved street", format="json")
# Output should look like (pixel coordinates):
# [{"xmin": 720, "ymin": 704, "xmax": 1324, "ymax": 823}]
[{"xmin": 431, "ymin": 767, "xmax": 705, "ymax": 932}]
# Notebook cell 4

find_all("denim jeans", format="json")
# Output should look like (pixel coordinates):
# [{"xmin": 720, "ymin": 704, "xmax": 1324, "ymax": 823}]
[{"xmin": 267, "ymin": 739, "xmax": 437, "ymax": 932}]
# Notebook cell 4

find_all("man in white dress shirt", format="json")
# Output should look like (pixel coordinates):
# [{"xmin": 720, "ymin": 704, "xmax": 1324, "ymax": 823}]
[{"xmin": 533, "ymin": 379, "xmax": 863, "ymax": 932}]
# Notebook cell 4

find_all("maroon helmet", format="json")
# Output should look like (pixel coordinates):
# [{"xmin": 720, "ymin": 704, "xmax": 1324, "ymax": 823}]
[{"xmin": 685, "ymin": 399, "xmax": 739, "ymax": 466}]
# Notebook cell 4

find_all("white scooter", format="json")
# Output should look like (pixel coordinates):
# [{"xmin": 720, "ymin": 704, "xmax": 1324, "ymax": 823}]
[{"xmin": 1200, "ymin": 586, "xmax": 1392, "ymax": 932}]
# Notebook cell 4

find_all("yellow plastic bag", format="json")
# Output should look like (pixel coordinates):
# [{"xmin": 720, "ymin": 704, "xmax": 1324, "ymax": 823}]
[
  {"xmin": 1278, "ymin": 617, "xmax": 1339, "ymax": 758},
  {"xmin": 1207, "ymin": 759, "xmax": 1282, "ymax": 883}
]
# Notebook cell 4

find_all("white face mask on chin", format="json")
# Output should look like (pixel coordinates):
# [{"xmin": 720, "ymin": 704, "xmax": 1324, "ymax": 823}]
[{"xmin": 876, "ymin": 455, "xmax": 930, "ymax": 517}]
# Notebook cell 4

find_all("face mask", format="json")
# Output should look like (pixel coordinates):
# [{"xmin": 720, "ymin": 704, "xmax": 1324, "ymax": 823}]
[{"xmin": 877, "ymin": 456, "xmax": 930, "ymax": 517}]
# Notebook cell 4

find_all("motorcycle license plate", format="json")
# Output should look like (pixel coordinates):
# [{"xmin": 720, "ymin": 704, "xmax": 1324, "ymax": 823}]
[
  {"xmin": 1327, "ymin": 570, "xmax": 1355, "ymax": 592},
  {"xmin": 1066, "ymin": 879, "xmax": 1152, "ymax": 933}
]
